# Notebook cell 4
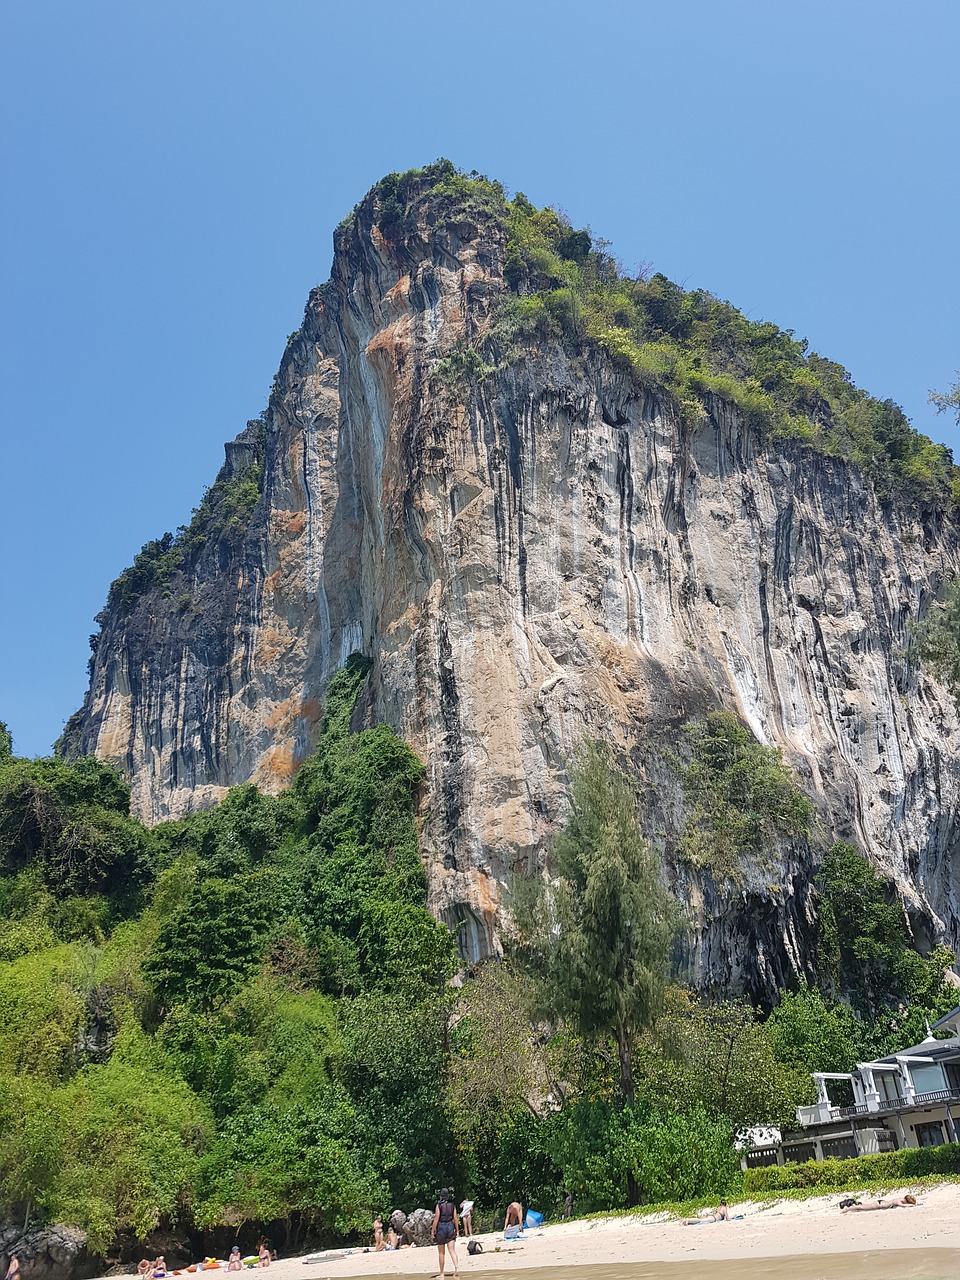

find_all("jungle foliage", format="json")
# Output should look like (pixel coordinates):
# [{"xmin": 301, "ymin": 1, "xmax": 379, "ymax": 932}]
[{"xmin": 0, "ymin": 685, "xmax": 956, "ymax": 1251}]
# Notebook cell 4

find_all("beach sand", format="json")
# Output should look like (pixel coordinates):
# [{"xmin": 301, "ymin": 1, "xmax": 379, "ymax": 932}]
[{"xmin": 267, "ymin": 1184, "xmax": 960, "ymax": 1280}]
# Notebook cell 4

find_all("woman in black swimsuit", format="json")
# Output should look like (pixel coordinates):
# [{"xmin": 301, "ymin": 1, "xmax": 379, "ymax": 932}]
[{"xmin": 431, "ymin": 1187, "xmax": 460, "ymax": 1279}]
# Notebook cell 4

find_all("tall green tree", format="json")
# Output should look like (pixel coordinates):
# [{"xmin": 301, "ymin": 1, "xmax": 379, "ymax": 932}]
[{"xmin": 521, "ymin": 741, "xmax": 677, "ymax": 1106}]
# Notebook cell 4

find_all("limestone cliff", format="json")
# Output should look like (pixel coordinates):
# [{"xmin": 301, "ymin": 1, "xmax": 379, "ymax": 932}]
[{"xmin": 63, "ymin": 165, "xmax": 960, "ymax": 998}]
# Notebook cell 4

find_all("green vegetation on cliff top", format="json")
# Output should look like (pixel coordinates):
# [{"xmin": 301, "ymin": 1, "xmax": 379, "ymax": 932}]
[
  {"xmin": 364, "ymin": 159, "xmax": 957, "ymax": 507},
  {"xmin": 102, "ymin": 161, "xmax": 955, "ymax": 630}
]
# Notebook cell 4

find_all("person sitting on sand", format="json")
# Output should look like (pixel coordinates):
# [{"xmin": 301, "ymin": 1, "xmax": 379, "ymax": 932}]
[
  {"xmin": 840, "ymin": 1194, "xmax": 917, "ymax": 1212},
  {"xmin": 504, "ymin": 1201, "xmax": 523, "ymax": 1230},
  {"xmin": 682, "ymin": 1200, "xmax": 731, "ymax": 1224},
  {"xmin": 373, "ymin": 1216, "xmax": 385, "ymax": 1251},
  {"xmin": 227, "ymin": 1247, "xmax": 243, "ymax": 1272},
  {"xmin": 153, "ymin": 1256, "xmax": 168, "ymax": 1277},
  {"xmin": 257, "ymin": 1240, "xmax": 271, "ymax": 1268},
  {"xmin": 137, "ymin": 1260, "xmax": 150, "ymax": 1279}
]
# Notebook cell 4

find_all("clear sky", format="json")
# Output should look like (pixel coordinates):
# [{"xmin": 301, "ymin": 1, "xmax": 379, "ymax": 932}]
[{"xmin": 1, "ymin": 0, "xmax": 958, "ymax": 758}]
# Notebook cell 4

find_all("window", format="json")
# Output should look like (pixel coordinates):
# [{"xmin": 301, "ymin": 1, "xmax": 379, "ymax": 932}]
[
  {"xmin": 876, "ymin": 1072, "xmax": 903, "ymax": 1104},
  {"xmin": 821, "ymin": 1136, "xmax": 858, "ymax": 1160},
  {"xmin": 915, "ymin": 1121, "xmax": 944, "ymax": 1148}
]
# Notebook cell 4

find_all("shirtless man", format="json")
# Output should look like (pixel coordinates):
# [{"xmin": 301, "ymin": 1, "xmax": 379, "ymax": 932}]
[{"xmin": 504, "ymin": 1202, "xmax": 523, "ymax": 1230}]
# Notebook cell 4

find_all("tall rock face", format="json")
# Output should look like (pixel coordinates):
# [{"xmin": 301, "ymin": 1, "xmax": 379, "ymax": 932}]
[{"xmin": 65, "ymin": 169, "xmax": 960, "ymax": 998}]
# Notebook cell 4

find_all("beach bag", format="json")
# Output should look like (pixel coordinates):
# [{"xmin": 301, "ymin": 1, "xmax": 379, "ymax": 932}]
[{"xmin": 467, "ymin": 1241, "xmax": 483, "ymax": 1255}]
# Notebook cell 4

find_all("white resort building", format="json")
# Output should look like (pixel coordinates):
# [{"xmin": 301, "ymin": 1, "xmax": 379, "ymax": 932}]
[{"xmin": 744, "ymin": 1005, "xmax": 960, "ymax": 1168}]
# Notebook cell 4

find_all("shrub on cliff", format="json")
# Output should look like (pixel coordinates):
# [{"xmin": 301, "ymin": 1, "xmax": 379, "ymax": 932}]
[{"xmin": 676, "ymin": 711, "xmax": 813, "ymax": 881}]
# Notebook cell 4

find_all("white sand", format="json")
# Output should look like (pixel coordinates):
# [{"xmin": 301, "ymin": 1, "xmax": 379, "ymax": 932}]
[{"xmin": 272, "ymin": 1184, "xmax": 960, "ymax": 1277}]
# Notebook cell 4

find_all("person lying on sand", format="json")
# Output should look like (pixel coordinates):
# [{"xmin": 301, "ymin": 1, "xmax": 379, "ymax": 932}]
[
  {"xmin": 681, "ymin": 1200, "xmax": 737, "ymax": 1224},
  {"xmin": 840, "ymin": 1194, "xmax": 917, "ymax": 1212}
]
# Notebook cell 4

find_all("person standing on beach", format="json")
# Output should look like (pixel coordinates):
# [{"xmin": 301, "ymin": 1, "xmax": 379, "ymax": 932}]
[
  {"xmin": 4, "ymin": 1256, "xmax": 19, "ymax": 1280},
  {"xmin": 431, "ymin": 1187, "xmax": 460, "ymax": 1279},
  {"xmin": 459, "ymin": 1198, "xmax": 474, "ymax": 1236}
]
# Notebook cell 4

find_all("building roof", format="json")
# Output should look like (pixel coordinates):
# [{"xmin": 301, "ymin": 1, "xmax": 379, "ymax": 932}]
[
  {"xmin": 932, "ymin": 1004, "xmax": 960, "ymax": 1032},
  {"xmin": 868, "ymin": 1033, "xmax": 960, "ymax": 1066}
]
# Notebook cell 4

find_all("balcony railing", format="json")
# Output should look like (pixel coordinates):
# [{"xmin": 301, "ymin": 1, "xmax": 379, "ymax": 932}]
[
  {"xmin": 913, "ymin": 1088, "xmax": 960, "ymax": 1107},
  {"xmin": 828, "ymin": 1088, "xmax": 960, "ymax": 1119}
]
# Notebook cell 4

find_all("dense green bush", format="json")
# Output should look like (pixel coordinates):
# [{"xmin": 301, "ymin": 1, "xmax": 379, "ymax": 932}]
[
  {"xmin": 549, "ymin": 1099, "xmax": 740, "ymax": 1209},
  {"xmin": 744, "ymin": 1143, "xmax": 960, "ymax": 1193}
]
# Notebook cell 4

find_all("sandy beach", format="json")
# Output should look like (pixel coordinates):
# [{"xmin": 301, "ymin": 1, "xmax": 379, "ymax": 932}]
[{"xmin": 238, "ymin": 1185, "xmax": 960, "ymax": 1280}]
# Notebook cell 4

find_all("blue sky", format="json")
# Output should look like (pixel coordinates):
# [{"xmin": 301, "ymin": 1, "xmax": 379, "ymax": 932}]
[{"xmin": 1, "ymin": 0, "xmax": 958, "ymax": 758}]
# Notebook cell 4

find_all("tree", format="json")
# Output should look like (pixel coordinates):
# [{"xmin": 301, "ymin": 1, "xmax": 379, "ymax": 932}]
[
  {"xmin": 0, "ymin": 754, "xmax": 153, "ymax": 911},
  {"xmin": 447, "ymin": 960, "xmax": 576, "ymax": 1130},
  {"xmin": 645, "ymin": 988, "xmax": 809, "ymax": 1129},
  {"xmin": 817, "ymin": 841, "xmax": 913, "ymax": 1016},
  {"xmin": 520, "ymin": 741, "xmax": 677, "ymax": 1107},
  {"xmin": 764, "ymin": 984, "xmax": 863, "ymax": 1077},
  {"xmin": 929, "ymin": 373, "xmax": 960, "ymax": 424}
]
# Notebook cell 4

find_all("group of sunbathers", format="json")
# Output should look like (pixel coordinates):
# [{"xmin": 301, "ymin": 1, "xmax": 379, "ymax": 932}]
[{"xmin": 137, "ymin": 1242, "xmax": 272, "ymax": 1276}]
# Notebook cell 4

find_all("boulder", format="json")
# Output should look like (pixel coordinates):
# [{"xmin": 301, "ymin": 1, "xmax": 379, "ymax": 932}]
[
  {"xmin": 403, "ymin": 1209, "xmax": 435, "ymax": 1248},
  {"xmin": 0, "ymin": 1224, "xmax": 96, "ymax": 1280}
]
